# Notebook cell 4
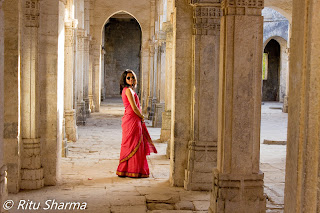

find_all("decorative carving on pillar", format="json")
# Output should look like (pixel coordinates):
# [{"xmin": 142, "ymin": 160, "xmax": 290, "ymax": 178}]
[
  {"xmin": 25, "ymin": 0, "xmax": 39, "ymax": 27},
  {"xmin": 190, "ymin": 0, "xmax": 221, "ymax": 4},
  {"xmin": 222, "ymin": 0, "xmax": 263, "ymax": 15},
  {"xmin": 193, "ymin": 7, "xmax": 222, "ymax": 35},
  {"xmin": 65, "ymin": 25, "xmax": 75, "ymax": 47}
]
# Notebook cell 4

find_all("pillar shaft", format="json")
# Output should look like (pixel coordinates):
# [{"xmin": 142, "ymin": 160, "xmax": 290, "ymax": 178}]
[
  {"xmin": 160, "ymin": 20, "xmax": 173, "ymax": 143},
  {"xmin": 284, "ymin": 0, "xmax": 320, "ymax": 212},
  {"xmin": 64, "ymin": 21, "xmax": 78, "ymax": 142},
  {"xmin": 76, "ymin": 29, "xmax": 86, "ymax": 125},
  {"xmin": 170, "ymin": 0, "xmax": 193, "ymax": 187},
  {"xmin": 3, "ymin": 0, "xmax": 21, "ymax": 193},
  {"xmin": 0, "ymin": 0, "xmax": 8, "ymax": 207},
  {"xmin": 91, "ymin": 43, "xmax": 101, "ymax": 112},
  {"xmin": 20, "ymin": 0, "xmax": 44, "ymax": 190},
  {"xmin": 185, "ymin": 3, "xmax": 221, "ymax": 191},
  {"xmin": 153, "ymin": 43, "xmax": 166, "ymax": 128},
  {"xmin": 210, "ymin": 0, "xmax": 265, "ymax": 212},
  {"xmin": 39, "ymin": 0, "xmax": 65, "ymax": 185}
]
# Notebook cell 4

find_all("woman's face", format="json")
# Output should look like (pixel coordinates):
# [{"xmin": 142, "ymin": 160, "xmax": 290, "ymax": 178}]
[{"xmin": 126, "ymin": 73, "xmax": 135, "ymax": 86}]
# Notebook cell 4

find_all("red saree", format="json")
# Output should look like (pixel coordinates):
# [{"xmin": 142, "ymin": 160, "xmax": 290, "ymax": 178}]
[{"xmin": 116, "ymin": 87, "xmax": 157, "ymax": 178}]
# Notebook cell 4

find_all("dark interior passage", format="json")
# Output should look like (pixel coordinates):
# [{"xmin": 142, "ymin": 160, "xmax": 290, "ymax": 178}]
[
  {"xmin": 104, "ymin": 16, "xmax": 141, "ymax": 97},
  {"xmin": 262, "ymin": 39, "xmax": 280, "ymax": 101}
]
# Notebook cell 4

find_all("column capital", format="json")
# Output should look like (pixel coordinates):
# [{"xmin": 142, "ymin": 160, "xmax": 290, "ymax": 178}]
[
  {"xmin": 221, "ymin": 0, "xmax": 264, "ymax": 16},
  {"xmin": 24, "ymin": 0, "xmax": 40, "ymax": 28},
  {"xmin": 190, "ymin": 0, "xmax": 221, "ymax": 6},
  {"xmin": 193, "ymin": 6, "xmax": 222, "ymax": 35}
]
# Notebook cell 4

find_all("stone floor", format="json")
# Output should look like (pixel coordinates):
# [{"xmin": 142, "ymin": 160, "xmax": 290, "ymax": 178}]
[{"xmin": 5, "ymin": 99, "xmax": 287, "ymax": 213}]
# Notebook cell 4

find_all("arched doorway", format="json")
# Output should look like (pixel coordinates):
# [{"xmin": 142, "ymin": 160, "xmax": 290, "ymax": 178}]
[
  {"xmin": 103, "ymin": 12, "xmax": 142, "ymax": 98},
  {"xmin": 262, "ymin": 39, "xmax": 281, "ymax": 101}
]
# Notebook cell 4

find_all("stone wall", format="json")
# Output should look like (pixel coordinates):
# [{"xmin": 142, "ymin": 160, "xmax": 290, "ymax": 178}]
[
  {"xmin": 262, "ymin": 7, "xmax": 289, "ymax": 44},
  {"xmin": 104, "ymin": 18, "xmax": 141, "ymax": 97}
]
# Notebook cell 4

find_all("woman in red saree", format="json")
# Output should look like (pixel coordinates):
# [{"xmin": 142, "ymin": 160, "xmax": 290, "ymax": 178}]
[{"xmin": 116, "ymin": 69, "xmax": 157, "ymax": 178}]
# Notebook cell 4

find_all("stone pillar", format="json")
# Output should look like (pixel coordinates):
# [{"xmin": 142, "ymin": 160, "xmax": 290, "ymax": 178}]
[
  {"xmin": 20, "ymin": 0, "xmax": 44, "ymax": 190},
  {"xmin": 76, "ymin": 29, "xmax": 86, "ymax": 125},
  {"xmin": 282, "ymin": 24, "xmax": 291, "ymax": 113},
  {"xmin": 153, "ymin": 41, "xmax": 166, "ymax": 128},
  {"xmin": 83, "ymin": 0, "xmax": 90, "ymax": 116},
  {"xmin": 170, "ymin": 0, "xmax": 193, "ymax": 187},
  {"xmin": 284, "ymin": 0, "xmax": 320, "ymax": 212},
  {"xmin": 209, "ymin": 1, "xmax": 266, "ymax": 212},
  {"xmin": 3, "ymin": 0, "xmax": 21, "ymax": 193},
  {"xmin": 148, "ymin": 0, "xmax": 156, "ymax": 119},
  {"xmin": 64, "ymin": 20, "xmax": 78, "ymax": 142},
  {"xmin": 39, "ymin": 0, "xmax": 65, "ymax": 185},
  {"xmin": 0, "ymin": 0, "xmax": 8, "ymax": 207},
  {"xmin": 184, "ymin": 3, "xmax": 221, "ymax": 191},
  {"xmin": 83, "ymin": 34, "xmax": 91, "ymax": 117},
  {"xmin": 91, "ymin": 43, "xmax": 101, "ymax": 112},
  {"xmin": 161, "ymin": 21, "xmax": 173, "ymax": 151},
  {"xmin": 88, "ymin": 41, "xmax": 95, "ymax": 112},
  {"xmin": 100, "ymin": 32, "xmax": 105, "ymax": 101}
]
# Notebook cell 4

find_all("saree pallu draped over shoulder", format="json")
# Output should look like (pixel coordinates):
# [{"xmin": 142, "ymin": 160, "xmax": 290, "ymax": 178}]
[{"xmin": 116, "ymin": 87, "xmax": 157, "ymax": 178}]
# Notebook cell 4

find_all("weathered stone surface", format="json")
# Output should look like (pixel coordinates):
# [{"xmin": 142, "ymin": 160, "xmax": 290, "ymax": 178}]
[
  {"xmin": 284, "ymin": 0, "xmax": 320, "ymax": 212},
  {"xmin": 175, "ymin": 201, "xmax": 195, "ymax": 210}
]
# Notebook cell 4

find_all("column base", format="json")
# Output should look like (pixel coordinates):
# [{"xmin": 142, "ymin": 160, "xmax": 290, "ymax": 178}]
[
  {"xmin": 209, "ymin": 169, "xmax": 266, "ymax": 213},
  {"xmin": 153, "ymin": 103, "xmax": 165, "ymax": 127},
  {"xmin": 160, "ymin": 110, "xmax": 171, "ymax": 142},
  {"xmin": 89, "ymin": 95, "xmax": 95, "ymax": 113},
  {"xmin": 84, "ymin": 97, "xmax": 91, "ymax": 117},
  {"xmin": 184, "ymin": 141, "xmax": 217, "ymax": 191},
  {"xmin": 65, "ymin": 109, "xmax": 78, "ymax": 142},
  {"xmin": 282, "ymin": 96, "xmax": 288, "ymax": 113},
  {"xmin": 76, "ymin": 101, "xmax": 86, "ymax": 126},
  {"xmin": 147, "ymin": 97, "xmax": 157, "ymax": 121},
  {"xmin": 20, "ymin": 138, "xmax": 44, "ymax": 190},
  {"xmin": 0, "ymin": 165, "xmax": 8, "ymax": 212},
  {"xmin": 166, "ymin": 139, "xmax": 171, "ymax": 159},
  {"xmin": 62, "ymin": 139, "xmax": 68, "ymax": 157},
  {"xmin": 20, "ymin": 168, "xmax": 44, "ymax": 190},
  {"xmin": 4, "ymin": 137, "xmax": 20, "ymax": 193}
]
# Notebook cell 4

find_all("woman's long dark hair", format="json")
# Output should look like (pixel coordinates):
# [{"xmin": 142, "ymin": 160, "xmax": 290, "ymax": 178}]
[{"xmin": 120, "ymin": 69, "xmax": 137, "ymax": 95}]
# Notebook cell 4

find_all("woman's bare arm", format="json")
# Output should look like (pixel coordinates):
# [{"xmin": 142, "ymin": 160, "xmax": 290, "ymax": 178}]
[{"xmin": 125, "ymin": 88, "xmax": 144, "ymax": 120}]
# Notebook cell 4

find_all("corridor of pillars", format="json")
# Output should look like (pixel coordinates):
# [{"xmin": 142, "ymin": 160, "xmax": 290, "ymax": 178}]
[{"xmin": 6, "ymin": 99, "xmax": 211, "ymax": 213}]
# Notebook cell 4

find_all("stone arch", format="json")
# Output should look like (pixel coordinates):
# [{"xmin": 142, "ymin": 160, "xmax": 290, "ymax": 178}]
[
  {"xmin": 102, "ymin": 11, "xmax": 142, "ymax": 97},
  {"xmin": 90, "ymin": 1, "xmax": 151, "ymax": 111},
  {"xmin": 263, "ymin": 36, "xmax": 288, "ymax": 103}
]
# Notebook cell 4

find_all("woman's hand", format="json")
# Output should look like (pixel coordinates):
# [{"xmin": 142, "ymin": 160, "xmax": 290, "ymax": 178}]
[{"xmin": 141, "ymin": 115, "xmax": 145, "ymax": 123}]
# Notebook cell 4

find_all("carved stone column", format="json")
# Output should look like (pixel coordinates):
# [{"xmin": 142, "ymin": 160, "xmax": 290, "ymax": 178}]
[
  {"xmin": 153, "ymin": 40, "xmax": 166, "ymax": 128},
  {"xmin": 20, "ymin": 0, "xmax": 44, "ymax": 187},
  {"xmin": 284, "ymin": 0, "xmax": 320, "ymax": 212},
  {"xmin": 148, "ymin": 43, "xmax": 156, "ymax": 120},
  {"xmin": 161, "ymin": 22, "xmax": 173, "ymax": 157},
  {"xmin": 83, "ymin": 34, "xmax": 91, "ymax": 117},
  {"xmin": 64, "ymin": 20, "xmax": 78, "ymax": 142},
  {"xmin": 0, "ymin": 0, "xmax": 8, "ymax": 207},
  {"xmin": 88, "ymin": 41, "xmax": 95, "ymax": 112},
  {"xmin": 209, "ymin": 0, "xmax": 266, "ymax": 212},
  {"xmin": 170, "ymin": 0, "xmax": 193, "ymax": 187},
  {"xmin": 76, "ymin": 29, "xmax": 86, "ymax": 125},
  {"xmin": 185, "ymin": 2, "xmax": 221, "ymax": 191},
  {"xmin": 91, "ymin": 41, "xmax": 101, "ymax": 112}
]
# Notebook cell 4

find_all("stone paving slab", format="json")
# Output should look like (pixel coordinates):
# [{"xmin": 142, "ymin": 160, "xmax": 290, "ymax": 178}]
[{"xmin": 6, "ymin": 100, "xmax": 286, "ymax": 213}]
